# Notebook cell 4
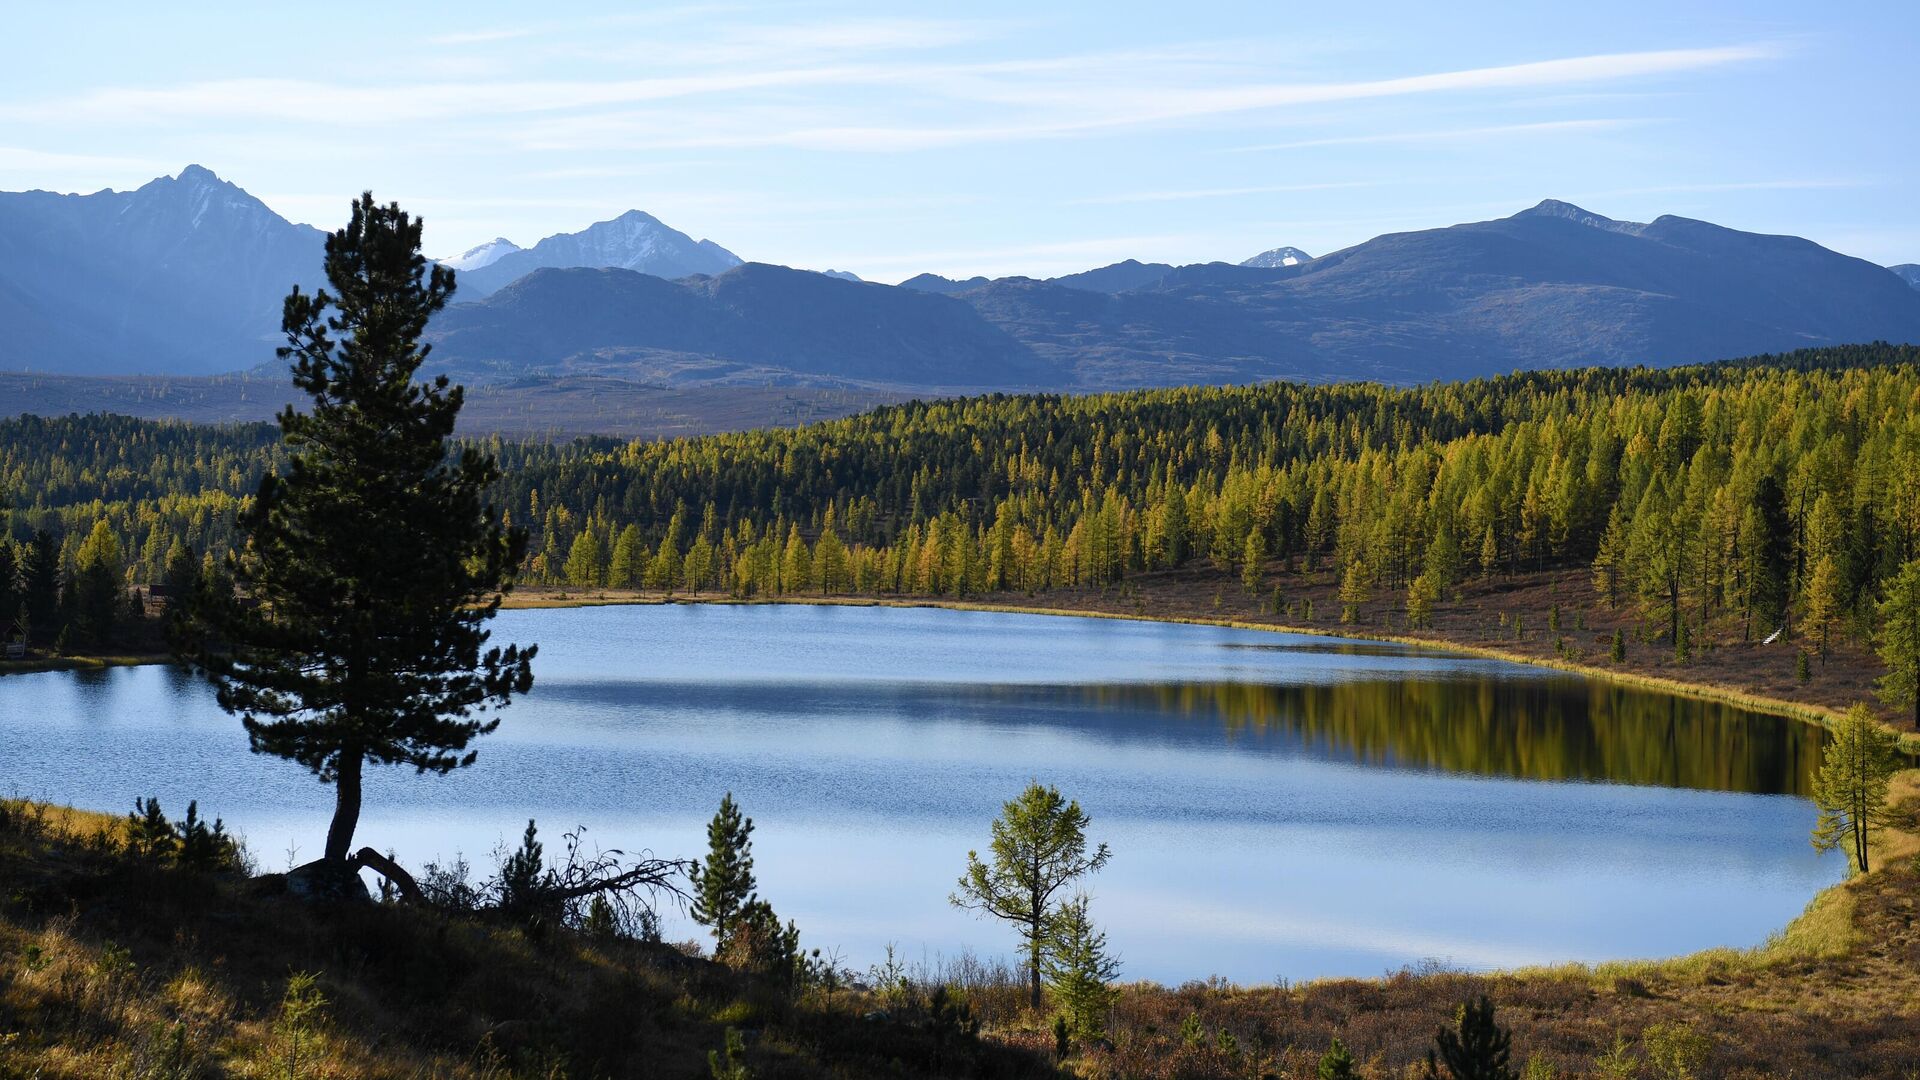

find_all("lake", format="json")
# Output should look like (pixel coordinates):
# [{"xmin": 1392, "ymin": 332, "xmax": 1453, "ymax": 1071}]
[{"xmin": 0, "ymin": 603, "xmax": 1840, "ymax": 983}]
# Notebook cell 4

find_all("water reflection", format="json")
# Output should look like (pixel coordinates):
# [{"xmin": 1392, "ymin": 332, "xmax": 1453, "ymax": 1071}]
[
  {"xmin": 529, "ymin": 674, "xmax": 1823, "ymax": 796},
  {"xmin": 1069, "ymin": 678, "xmax": 1825, "ymax": 796}
]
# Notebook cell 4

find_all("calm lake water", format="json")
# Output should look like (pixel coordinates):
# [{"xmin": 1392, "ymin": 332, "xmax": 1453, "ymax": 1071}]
[{"xmin": 0, "ymin": 604, "xmax": 1840, "ymax": 983}]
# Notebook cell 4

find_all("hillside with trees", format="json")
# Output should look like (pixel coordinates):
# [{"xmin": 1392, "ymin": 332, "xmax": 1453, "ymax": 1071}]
[{"xmin": 5, "ymin": 342, "xmax": 1919, "ymax": 724}]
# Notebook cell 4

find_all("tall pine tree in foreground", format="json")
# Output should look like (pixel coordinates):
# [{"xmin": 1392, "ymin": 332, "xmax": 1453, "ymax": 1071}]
[{"xmin": 185, "ymin": 193, "xmax": 534, "ymax": 868}]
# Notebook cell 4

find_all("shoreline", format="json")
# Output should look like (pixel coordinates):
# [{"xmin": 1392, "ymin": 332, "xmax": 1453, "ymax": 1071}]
[
  {"xmin": 7, "ymin": 590, "xmax": 1866, "ymax": 743},
  {"xmin": 498, "ymin": 589, "xmax": 1864, "ymax": 738}
]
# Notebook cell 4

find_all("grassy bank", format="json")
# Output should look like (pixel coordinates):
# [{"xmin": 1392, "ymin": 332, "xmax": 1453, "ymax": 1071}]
[{"xmin": 0, "ymin": 800, "xmax": 1053, "ymax": 1079}]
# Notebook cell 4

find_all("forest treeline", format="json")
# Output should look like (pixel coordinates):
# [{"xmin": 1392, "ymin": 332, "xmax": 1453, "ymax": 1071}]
[{"xmin": 4, "ymin": 342, "xmax": 1920, "ymax": 714}]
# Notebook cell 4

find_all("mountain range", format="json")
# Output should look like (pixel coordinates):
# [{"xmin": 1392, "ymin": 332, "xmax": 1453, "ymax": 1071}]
[
  {"xmin": 3, "ymin": 166, "xmax": 1919, "ymax": 417},
  {"xmin": 0, "ymin": 165, "xmax": 324, "ymax": 376},
  {"xmin": 452, "ymin": 210, "xmax": 742, "ymax": 298}
]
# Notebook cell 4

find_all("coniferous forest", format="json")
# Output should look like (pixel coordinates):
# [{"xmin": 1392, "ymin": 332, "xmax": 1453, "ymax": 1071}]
[{"xmin": 4, "ymin": 342, "xmax": 1919, "ymax": 721}]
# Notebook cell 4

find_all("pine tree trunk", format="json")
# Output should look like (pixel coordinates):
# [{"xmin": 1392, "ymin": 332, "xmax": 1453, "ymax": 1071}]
[{"xmin": 325, "ymin": 748, "xmax": 364, "ymax": 862}]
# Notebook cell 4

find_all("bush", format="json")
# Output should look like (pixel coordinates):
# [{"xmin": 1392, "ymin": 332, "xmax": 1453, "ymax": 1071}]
[
  {"xmin": 1425, "ymin": 995, "xmax": 1515, "ymax": 1080},
  {"xmin": 124, "ymin": 797, "xmax": 244, "ymax": 872}
]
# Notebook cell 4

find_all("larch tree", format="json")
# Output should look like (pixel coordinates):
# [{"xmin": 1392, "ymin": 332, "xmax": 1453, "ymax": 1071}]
[
  {"xmin": 1339, "ymin": 559, "xmax": 1372, "ymax": 624},
  {"xmin": 564, "ymin": 529, "xmax": 604, "ymax": 588},
  {"xmin": 1878, "ymin": 558, "xmax": 1920, "ymax": 728},
  {"xmin": 952, "ymin": 782, "xmax": 1111, "ymax": 1010},
  {"xmin": 1810, "ymin": 704, "xmax": 1902, "ymax": 873},
  {"xmin": 69, "ymin": 518, "xmax": 122, "ymax": 648},
  {"xmin": 608, "ymin": 524, "xmax": 643, "ymax": 589},
  {"xmin": 184, "ymin": 193, "xmax": 534, "ymax": 872},
  {"xmin": 1803, "ymin": 554, "xmax": 1842, "ymax": 664}
]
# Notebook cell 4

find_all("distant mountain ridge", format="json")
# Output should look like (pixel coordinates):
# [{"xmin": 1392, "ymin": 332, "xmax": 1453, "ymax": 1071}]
[
  {"xmin": 455, "ymin": 210, "xmax": 742, "ymax": 297},
  {"xmin": 1894, "ymin": 264, "xmax": 1920, "ymax": 290},
  {"xmin": 3, "ymin": 167, "xmax": 1919, "ymax": 398},
  {"xmin": 427, "ymin": 262, "xmax": 1055, "ymax": 390}
]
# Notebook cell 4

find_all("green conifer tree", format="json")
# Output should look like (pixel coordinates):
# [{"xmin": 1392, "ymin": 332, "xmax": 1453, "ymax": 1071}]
[
  {"xmin": 1318, "ymin": 1038, "xmax": 1357, "ymax": 1080},
  {"xmin": 1423, "ymin": 996, "xmax": 1515, "ymax": 1080},
  {"xmin": 691, "ymin": 793, "xmax": 757, "ymax": 944},
  {"xmin": 183, "ymin": 194, "xmax": 534, "ymax": 867},
  {"xmin": 1043, "ymin": 894, "xmax": 1121, "ymax": 1039}
]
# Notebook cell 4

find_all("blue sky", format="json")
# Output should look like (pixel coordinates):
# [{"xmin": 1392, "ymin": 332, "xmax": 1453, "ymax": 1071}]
[{"xmin": 4, "ymin": 2, "xmax": 1914, "ymax": 281}]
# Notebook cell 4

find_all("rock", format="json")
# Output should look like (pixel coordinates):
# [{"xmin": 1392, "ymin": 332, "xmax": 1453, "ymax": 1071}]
[{"xmin": 284, "ymin": 859, "xmax": 371, "ymax": 904}]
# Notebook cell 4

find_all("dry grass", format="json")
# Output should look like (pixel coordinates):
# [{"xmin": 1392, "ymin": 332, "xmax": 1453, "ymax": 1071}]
[{"xmin": 0, "ymin": 800, "xmax": 1055, "ymax": 1079}]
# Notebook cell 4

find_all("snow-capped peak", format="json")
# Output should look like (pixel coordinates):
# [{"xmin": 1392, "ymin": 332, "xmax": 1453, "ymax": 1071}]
[
  {"xmin": 440, "ymin": 237, "xmax": 523, "ymax": 271},
  {"xmin": 1241, "ymin": 245, "xmax": 1312, "ymax": 268}
]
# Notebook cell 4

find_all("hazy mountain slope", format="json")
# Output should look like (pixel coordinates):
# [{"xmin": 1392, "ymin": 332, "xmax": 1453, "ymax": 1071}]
[
  {"xmin": 456, "ymin": 210, "xmax": 742, "ymax": 297},
  {"xmin": 1893, "ymin": 264, "xmax": 1920, "ymax": 289},
  {"xmin": 0, "ymin": 166, "xmax": 324, "ymax": 375},
  {"xmin": 897, "ymin": 272, "xmax": 993, "ymax": 295},
  {"xmin": 426, "ymin": 263, "xmax": 1058, "ymax": 389},
  {"xmin": 1049, "ymin": 259, "xmax": 1176, "ymax": 293},
  {"xmin": 944, "ymin": 202, "xmax": 1920, "ymax": 386}
]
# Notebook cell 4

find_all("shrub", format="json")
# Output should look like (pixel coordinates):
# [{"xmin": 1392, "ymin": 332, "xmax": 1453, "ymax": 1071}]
[{"xmin": 1424, "ymin": 995, "xmax": 1515, "ymax": 1080}]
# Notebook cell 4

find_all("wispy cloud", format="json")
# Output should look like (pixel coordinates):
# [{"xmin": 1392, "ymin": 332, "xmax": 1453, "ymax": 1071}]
[
  {"xmin": 2, "ymin": 40, "xmax": 1776, "ymax": 160},
  {"xmin": 1229, "ymin": 118, "xmax": 1658, "ymax": 153}
]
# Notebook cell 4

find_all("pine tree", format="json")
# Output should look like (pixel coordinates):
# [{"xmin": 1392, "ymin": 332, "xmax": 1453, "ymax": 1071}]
[
  {"xmin": 1811, "ymin": 704, "xmax": 1901, "ymax": 873},
  {"xmin": 1423, "ymin": 996, "xmax": 1515, "ymax": 1080},
  {"xmin": 952, "ymin": 782, "xmax": 1111, "ymax": 1009},
  {"xmin": 1043, "ymin": 894, "xmax": 1120, "ymax": 1040},
  {"xmin": 183, "ymin": 194, "xmax": 534, "ymax": 867},
  {"xmin": 22, "ymin": 530, "xmax": 59, "ymax": 645},
  {"xmin": 691, "ymin": 793, "xmax": 757, "ymax": 944},
  {"xmin": 0, "ymin": 539, "xmax": 21, "ymax": 635},
  {"xmin": 1318, "ymin": 1038, "xmax": 1358, "ymax": 1080}
]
